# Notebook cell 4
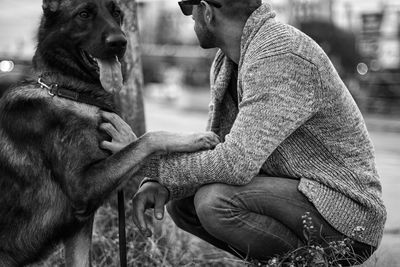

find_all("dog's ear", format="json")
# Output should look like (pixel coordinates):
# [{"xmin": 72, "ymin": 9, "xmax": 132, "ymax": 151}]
[{"xmin": 42, "ymin": 0, "xmax": 61, "ymax": 13}]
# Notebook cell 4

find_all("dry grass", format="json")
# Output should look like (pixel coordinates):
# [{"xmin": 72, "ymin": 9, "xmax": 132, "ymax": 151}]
[
  {"xmin": 30, "ymin": 201, "xmax": 241, "ymax": 267},
  {"xmin": 30, "ymin": 204, "xmax": 394, "ymax": 267}
]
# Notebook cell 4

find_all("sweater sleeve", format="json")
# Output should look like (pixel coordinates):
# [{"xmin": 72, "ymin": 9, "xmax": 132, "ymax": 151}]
[{"xmin": 141, "ymin": 54, "xmax": 318, "ymax": 199}]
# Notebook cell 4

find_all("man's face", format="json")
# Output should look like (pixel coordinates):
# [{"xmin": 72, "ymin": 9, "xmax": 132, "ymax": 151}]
[{"xmin": 192, "ymin": 5, "xmax": 217, "ymax": 49}]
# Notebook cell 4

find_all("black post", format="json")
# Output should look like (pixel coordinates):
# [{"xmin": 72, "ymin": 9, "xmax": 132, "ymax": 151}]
[{"xmin": 118, "ymin": 190, "xmax": 127, "ymax": 267}]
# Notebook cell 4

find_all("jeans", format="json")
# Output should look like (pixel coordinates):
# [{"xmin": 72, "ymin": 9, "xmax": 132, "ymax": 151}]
[{"xmin": 167, "ymin": 176, "xmax": 375, "ymax": 263}]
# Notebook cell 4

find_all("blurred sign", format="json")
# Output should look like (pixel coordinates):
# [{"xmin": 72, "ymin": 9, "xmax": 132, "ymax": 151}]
[
  {"xmin": 360, "ymin": 10, "xmax": 400, "ymax": 69},
  {"xmin": 359, "ymin": 13, "xmax": 384, "ymax": 59},
  {"xmin": 359, "ymin": 38, "xmax": 380, "ymax": 59},
  {"xmin": 361, "ymin": 13, "xmax": 383, "ymax": 35},
  {"xmin": 378, "ymin": 39, "xmax": 400, "ymax": 69}
]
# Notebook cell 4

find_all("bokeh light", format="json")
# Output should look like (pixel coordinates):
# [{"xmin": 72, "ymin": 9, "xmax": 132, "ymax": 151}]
[
  {"xmin": 0, "ymin": 60, "xmax": 15, "ymax": 72},
  {"xmin": 357, "ymin": 62, "xmax": 369, "ymax": 75}
]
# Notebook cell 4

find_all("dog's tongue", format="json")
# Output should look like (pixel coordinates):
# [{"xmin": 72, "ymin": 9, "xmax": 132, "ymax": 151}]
[{"xmin": 97, "ymin": 57, "xmax": 123, "ymax": 94}]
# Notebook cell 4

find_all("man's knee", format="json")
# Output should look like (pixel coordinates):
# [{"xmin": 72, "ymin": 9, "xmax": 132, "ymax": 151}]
[{"xmin": 194, "ymin": 183, "xmax": 236, "ymax": 232}]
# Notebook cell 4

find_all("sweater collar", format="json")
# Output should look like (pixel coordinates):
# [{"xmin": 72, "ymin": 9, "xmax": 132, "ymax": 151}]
[
  {"xmin": 211, "ymin": 53, "xmax": 235, "ymax": 103},
  {"xmin": 211, "ymin": 3, "xmax": 276, "ymax": 103},
  {"xmin": 239, "ymin": 3, "xmax": 276, "ymax": 69}
]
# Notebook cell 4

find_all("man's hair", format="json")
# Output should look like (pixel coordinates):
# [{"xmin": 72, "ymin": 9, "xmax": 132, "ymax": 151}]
[{"xmin": 218, "ymin": 0, "xmax": 262, "ymax": 21}]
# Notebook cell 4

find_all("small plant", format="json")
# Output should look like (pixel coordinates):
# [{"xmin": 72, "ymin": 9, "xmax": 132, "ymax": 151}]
[{"xmin": 248, "ymin": 212, "xmax": 366, "ymax": 267}]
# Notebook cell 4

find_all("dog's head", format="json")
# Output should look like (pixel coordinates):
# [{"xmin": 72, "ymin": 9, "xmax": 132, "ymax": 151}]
[{"xmin": 38, "ymin": 0, "xmax": 127, "ymax": 93}]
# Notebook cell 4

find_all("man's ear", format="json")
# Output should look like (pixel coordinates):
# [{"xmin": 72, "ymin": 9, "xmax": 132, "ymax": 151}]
[
  {"xmin": 201, "ymin": 0, "xmax": 214, "ymax": 25},
  {"xmin": 42, "ymin": 0, "xmax": 61, "ymax": 13}
]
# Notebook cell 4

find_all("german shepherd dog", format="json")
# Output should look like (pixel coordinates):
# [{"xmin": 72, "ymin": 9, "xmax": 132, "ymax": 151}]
[{"xmin": 0, "ymin": 0, "xmax": 219, "ymax": 266}]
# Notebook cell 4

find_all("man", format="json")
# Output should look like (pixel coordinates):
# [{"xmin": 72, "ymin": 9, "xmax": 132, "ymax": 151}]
[{"xmin": 101, "ymin": 0, "xmax": 386, "ymax": 262}]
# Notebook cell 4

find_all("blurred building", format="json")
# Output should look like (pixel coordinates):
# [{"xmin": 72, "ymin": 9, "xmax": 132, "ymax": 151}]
[
  {"xmin": 269, "ymin": 0, "xmax": 400, "ymax": 70},
  {"xmin": 269, "ymin": 0, "xmax": 333, "ymax": 25},
  {"xmin": 337, "ymin": 0, "xmax": 400, "ymax": 114},
  {"xmin": 268, "ymin": 0, "xmax": 400, "ymax": 114}
]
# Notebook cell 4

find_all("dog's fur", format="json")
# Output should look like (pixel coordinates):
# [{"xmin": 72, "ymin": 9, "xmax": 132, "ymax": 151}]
[{"xmin": 0, "ymin": 0, "xmax": 217, "ymax": 266}]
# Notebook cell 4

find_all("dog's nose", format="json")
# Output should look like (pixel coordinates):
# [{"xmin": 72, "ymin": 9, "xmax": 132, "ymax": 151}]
[{"xmin": 105, "ymin": 34, "xmax": 127, "ymax": 51}]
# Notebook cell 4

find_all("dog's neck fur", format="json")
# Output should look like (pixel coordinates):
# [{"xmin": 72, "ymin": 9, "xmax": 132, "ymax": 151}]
[
  {"xmin": 32, "ymin": 16, "xmax": 116, "ymax": 112},
  {"xmin": 33, "ymin": 32, "xmax": 99, "ymax": 85}
]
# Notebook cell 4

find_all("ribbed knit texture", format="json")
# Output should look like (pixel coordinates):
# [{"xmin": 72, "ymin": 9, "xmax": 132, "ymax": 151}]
[{"xmin": 140, "ymin": 4, "xmax": 386, "ymax": 247}]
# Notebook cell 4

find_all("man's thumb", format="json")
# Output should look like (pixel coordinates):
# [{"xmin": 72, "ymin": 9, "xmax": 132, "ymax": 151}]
[{"xmin": 154, "ymin": 195, "xmax": 166, "ymax": 220}]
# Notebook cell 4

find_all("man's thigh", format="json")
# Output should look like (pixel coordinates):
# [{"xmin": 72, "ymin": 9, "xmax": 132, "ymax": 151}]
[{"xmin": 194, "ymin": 176, "xmax": 342, "ymax": 243}]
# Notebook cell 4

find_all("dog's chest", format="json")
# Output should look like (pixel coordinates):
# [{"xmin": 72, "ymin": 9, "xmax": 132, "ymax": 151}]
[{"xmin": 51, "ymin": 96, "xmax": 101, "ymax": 121}]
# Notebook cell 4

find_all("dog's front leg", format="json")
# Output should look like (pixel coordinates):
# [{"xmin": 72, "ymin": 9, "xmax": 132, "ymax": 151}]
[
  {"xmin": 57, "ymin": 131, "xmax": 219, "ymax": 220},
  {"xmin": 64, "ymin": 216, "xmax": 94, "ymax": 267}
]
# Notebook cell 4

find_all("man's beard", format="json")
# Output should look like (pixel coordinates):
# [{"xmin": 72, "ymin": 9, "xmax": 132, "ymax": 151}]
[{"xmin": 195, "ymin": 21, "xmax": 217, "ymax": 49}]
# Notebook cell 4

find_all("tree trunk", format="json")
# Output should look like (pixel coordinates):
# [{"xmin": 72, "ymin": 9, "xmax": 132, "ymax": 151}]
[{"xmin": 115, "ymin": 0, "xmax": 146, "ymax": 136}]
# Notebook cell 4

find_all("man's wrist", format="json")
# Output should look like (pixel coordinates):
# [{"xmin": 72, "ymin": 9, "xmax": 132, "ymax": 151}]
[{"xmin": 139, "ymin": 177, "xmax": 159, "ymax": 188}]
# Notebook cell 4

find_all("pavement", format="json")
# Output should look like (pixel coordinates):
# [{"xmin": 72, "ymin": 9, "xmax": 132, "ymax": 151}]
[
  {"xmin": 144, "ymin": 97, "xmax": 400, "ymax": 266},
  {"xmin": 366, "ymin": 130, "xmax": 400, "ymax": 266}
]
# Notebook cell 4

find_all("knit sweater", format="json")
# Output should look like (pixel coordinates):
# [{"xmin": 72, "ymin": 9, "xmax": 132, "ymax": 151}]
[{"xmin": 141, "ymin": 4, "xmax": 386, "ymax": 247}]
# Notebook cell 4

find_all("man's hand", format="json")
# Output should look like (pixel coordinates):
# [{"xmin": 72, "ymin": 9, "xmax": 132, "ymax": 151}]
[
  {"xmin": 131, "ymin": 181, "xmax": 169, "ymax": 237},
  {"xmin": 99, "ymin": 111, "xmax": 137, "ymax": 154},
  {"xmin": 99, "ymin": 111, "xmax": 220, "ymax": 155}
]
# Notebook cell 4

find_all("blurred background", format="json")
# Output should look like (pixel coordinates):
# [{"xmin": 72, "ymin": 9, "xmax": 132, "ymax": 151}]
[
  {"xmin": 2, "ymin": 0, "xmax": 400, "ymax": 114},
  {"xmin": 0, "ymin": 0, "xmax": 399, "ymax": 266}
]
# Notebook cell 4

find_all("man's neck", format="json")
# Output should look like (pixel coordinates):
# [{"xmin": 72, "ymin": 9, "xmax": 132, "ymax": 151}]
[
  {"xmin": 220, "ymin": 42, "xmax": 241, "ymax": 64},
  {"xmin": 216, "ymin": 21, "xmax": 246, "ymax": 64}
]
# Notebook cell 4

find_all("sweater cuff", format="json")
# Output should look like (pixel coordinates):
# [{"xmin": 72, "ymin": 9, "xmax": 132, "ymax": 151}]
[
  {"xmin": 138, "ymin": 154, "xmax": 161, "ymax": 179},
  {"xmin": 160, "ymin": 184, "xmax": 199, "ymax": 200},
  {"xmin": 139, "ymin": 177, "xmax": 159, "ymax": 188}
]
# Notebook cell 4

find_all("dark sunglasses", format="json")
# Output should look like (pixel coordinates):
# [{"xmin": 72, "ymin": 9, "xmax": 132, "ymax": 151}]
[{"xmin": 178, "ymin": 0, "xmax": 222, "ymax": 16}]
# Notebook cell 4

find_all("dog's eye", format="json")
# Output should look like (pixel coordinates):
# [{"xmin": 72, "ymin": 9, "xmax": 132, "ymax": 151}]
[
  {"xmin": 113, "ymin": 10, "xmax": 121, "ymax": 18},
  {"xmin": 79, "ymin": 11, "xmax": 91, "ymax": 19}
]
